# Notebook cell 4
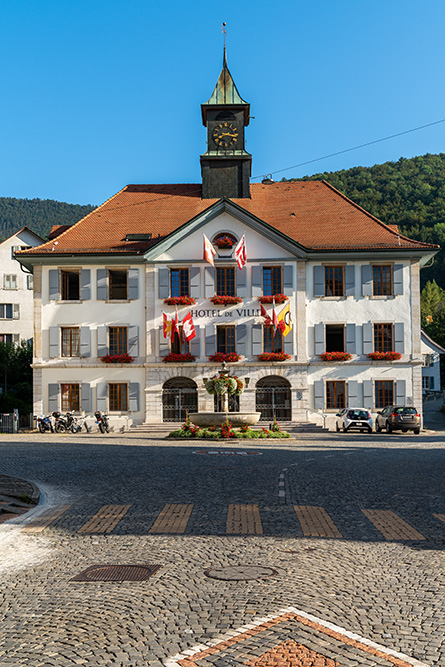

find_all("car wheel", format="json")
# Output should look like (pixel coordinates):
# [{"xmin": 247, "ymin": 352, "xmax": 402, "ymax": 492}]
[
  {"xmin": 368, "ymin": 428, "xmax": 372, "ymax": 433},
  {"xmin": 335, "ymin": 422, "xmax": 340, "ymax": 432},
  {"xmin": 376, "ymin": 422, "xmax": 381, "ymax": 433},
  {"xmin": 413, "ymin": 428, "xmax": 420, "ymax": 435},
  {"xmin": 385, "ymin": 422, "xmax": 392, "ymax": 434},
  {"xmin": 342, "ymin": 426, "xmax": 347, "ymax": 433}
]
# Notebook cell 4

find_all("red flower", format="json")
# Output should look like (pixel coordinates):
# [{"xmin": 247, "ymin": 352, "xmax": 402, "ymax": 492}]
[
  {"xmin": 367, "ymin": 351, "xmax": 402, "ymax": 361},
  {"xmin": 258, "ymin": 294, "xmax": 289, "ymax": 304},
  {"xmin": 257, "ymin": 352, "xmax": 291, "ymax": 362},
  {"xmin": 214, "ymin": 236, "xmax": 235, "ymax": 248},
  {"xmin": 163, "ymin": 296, "xmax": 196, "ymax": 306},
  {"xmin": 319, "ymin": 352, "xmax": 352, "ymax": 362},
  {"xmin": 101, "ymin": 354, "xmax": 134, "ymax": 363},
  {"xmin": 210, "ymin": 295, "xmax": 242, "ymax": 306},
  {"xmin": 162, "ymin": 353, "xmax": 196, "ymax": 363},
  {"xmin": 208, "ymin": 352, "xmax": 241, "ymax": 363}
]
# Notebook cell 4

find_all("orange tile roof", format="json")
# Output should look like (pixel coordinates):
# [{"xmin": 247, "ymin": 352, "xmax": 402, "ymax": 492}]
[{"xmin": 19, "ymin": 181, "xmax": 438, "ymax": 256}]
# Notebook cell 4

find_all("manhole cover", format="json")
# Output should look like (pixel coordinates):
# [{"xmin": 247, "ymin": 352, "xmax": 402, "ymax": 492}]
[
  {"xmin": 70, "ymin": 564, "xmax": 162, "ymax": 582},
  {"xmin": 204, "ymin": 565, "xmax": 278, "ymax": 581}
]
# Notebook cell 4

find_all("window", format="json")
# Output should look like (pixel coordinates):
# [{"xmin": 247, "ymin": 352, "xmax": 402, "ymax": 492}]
[
  {"xmin": 3, "ymin": 274, "xmax": 17, "ymax": 290},
  {"xmin": 262, "ymin": 267, "xmax": 282, "ymax": 296},
  {"xmin": 422, "ymin": 354, "xmax": 431, "ymax": 367},
  {"xmin": 423, "ymin": 376, "xmax": 434, "ymax": 390},
  {"xmin": 109, "ymin": 383, "xmax": 128, "ymax": 411},
  {"xmin": 171, "ymin": 326, "xmax": 189, "ymax": 354},
  {"xmin": 61, "ymin": 384, "xmax": 80, "ymax": 412},
  {"xmin": 0, "ymin": 304, "xmax": 13, "ymax": 319},
  {"xmin": 11, "ymin": 245, "xmax": 28, "ymax": 258},
  {"xmin": 326, "ymin": 325, "xmax": 345, "ymax": 352},
  {"xmin": 217, "ymin": 325, "xmax": 236, "ymax": 354},
  {"xmin": 61, "ymin": 270, "xmax": 80, "ymax": 300},
  {"xmin": 216, "ymin": 267, "xmax": 235, "ymax": 296},
  {"xmin": 325, "ymin": 266, "xmax": 344, "ymax": 297},
  {"xmin": 374, "ymin": 324, "xmax": 393, "ymax": 352},
  {"xmin": 373, "ymin": 265, "xmax": 392, "ymax": 296},
  {"xmin": 0, "ymin": 334, "xmax": 13, "ymax": 343},
  {"xmin": 61, "ymin": 327, "xmax": 80, "ymax": 357},
  {"xmin": 170, "ymin": 268, "xmax": 189, "ymax": 297},
  {"xmin": 108, "ymin": 269, "xmax": 128, "ymax": 300},
  {"xmin": 326, "ymin": 381, "xmax": 346, "ymax": 409},
  {"xmin": 109, "ymin": 327, "xmax": 128, "ymax": 355},
  {"xmin": 27, "ymin": 275, "xmax": 34, "ymax": 290},
  {"xmin": 375, "ymin": 380, "xmax": 394, "ymax": 408},
  {"xmin": 263, "ymin": 325, "xmax": 283, "ymax": 353}
]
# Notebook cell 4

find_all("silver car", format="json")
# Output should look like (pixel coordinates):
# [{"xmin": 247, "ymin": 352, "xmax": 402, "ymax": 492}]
[{"xmin": 335, "ymin": 408, "xmax": 373, "ymax": 433}]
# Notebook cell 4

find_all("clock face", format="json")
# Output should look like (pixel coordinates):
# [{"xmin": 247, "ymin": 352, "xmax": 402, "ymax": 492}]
[{"xmin": 212, "ymin": 122, "xmax": 239, "ymax": 148}]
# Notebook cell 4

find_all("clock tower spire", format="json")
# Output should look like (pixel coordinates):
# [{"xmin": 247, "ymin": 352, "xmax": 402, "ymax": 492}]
[{"xmin": 200, "ymin": 48, "xmax": 251, "ymax": 199}]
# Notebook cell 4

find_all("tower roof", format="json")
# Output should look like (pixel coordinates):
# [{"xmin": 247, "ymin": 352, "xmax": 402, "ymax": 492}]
[{"xmin": 201, "ymin": 47, "xmax": 250, "ymax": 125}]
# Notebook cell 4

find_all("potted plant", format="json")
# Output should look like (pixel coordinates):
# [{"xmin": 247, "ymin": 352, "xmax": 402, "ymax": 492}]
[
  {"xmin": 367, "ymin": 351, "xmax": 402, "ymax": 361},
  {"xmin": 210, "ymin": 295, "xmax": 242, "ymax": 306},
  {"xmin": 162, "ymin": 352, "xmax": 196, "ymax": 363},
  {"xmin": 258, "ymin": 294, "xmax": 289, "ymax": 304},
  {"xmin": 257, "ymin": 352, "xmax": 291, "ymax": 362},
  {"xmin": 208, "ymin": 352, "xmax": 241, "ymax": 363},
  {"xmin": 163, "ymin": 296, "xmax": 196, "ymax": 306},
  {"xmin": 101, "ymin": 353, "xmax": 135, "ymax": 363},
  {"xmin": 319, "ymin": 351, "xmax": 352, "ymax": 362}
]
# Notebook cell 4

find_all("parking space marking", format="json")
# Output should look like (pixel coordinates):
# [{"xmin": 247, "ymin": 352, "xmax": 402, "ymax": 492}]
[
  {"xmin": 362, "ymin": 509, "xmax": 425, "ymax": 541},
  {"xmin": 77, "ymin": 504, "xmax": 131, "ymax": 534},
  {"xmin": 433, "ymin": 513, "xmax": 445, "ymax": 523},
  {"xmin": 226, "ymin": 504, "xmax": 263, "ymax": 535},
  {"xmin": 149, "ymin": 504, "xmax": 194, "ymax": 534},
  {"xmin": 22, "ymin": 505, "xmax": 72, "ymax": 533},
  {"xmin": 293, "ymin": 505, "xmax": 342, "ymax": 538}
]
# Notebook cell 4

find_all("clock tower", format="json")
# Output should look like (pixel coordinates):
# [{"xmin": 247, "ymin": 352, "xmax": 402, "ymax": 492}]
[{"xmin": 201, "ymin": 48, "xmax": 251, "ymax": 199}]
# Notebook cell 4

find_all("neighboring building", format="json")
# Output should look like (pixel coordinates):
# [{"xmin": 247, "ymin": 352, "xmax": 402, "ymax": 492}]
[
  {"xmin": 0, "ymin": 227, "xmax": 45, "ymax": 345},
  {"xmin": 421, "ymin": 330, "xmax": 444, "ymax": 393},
  {"xmin": 17, "ymin": 50, "xmax": 439, "ymax": 427}
]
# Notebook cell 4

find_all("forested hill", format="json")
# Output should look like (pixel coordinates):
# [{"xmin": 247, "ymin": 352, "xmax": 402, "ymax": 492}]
[
  {"xmin": 0, "ymin": 197, "xmax": 96, "ymax": 242},
  {"xmin": 288, "ymin": 153, "xmax": 445, "ymax": 288}
]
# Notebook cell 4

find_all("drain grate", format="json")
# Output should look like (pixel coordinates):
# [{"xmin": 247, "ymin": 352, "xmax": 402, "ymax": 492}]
[
  {"xmin": 204, "ymin": 565, "xmax": 278, "ymax": 581},
  {"xmin": 70, "ymin": 564, "xmax": 162, "ymax": 582}
]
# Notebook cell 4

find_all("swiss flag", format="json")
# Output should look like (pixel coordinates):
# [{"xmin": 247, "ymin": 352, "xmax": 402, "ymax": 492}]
[
  {"xmin": 182, "ymin": 311, "xmax": 196, "ymax": 341},
  {"xmin": 234, "ymin": 234, "xmax": 247, "ymax": 269},
  {"xmin": 260, "ymin": 303, "xmax": 272, "ymax": 326},
  {"xmin": 203, "ymin": 233, "xmax": 216, "ymax": 267}
]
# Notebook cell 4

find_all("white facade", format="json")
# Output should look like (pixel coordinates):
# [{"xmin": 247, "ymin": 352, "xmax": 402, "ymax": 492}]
[
  {"xmin": 0, "ymin": 227, "xmax": 44, "ymax": 345},
  {"xmin": 23, "ymin": 205, "xmax": 430, "ymax": 428},
  {"xmin": 421, "ymin": 330, "xmax": 444, "ymax": 393}
]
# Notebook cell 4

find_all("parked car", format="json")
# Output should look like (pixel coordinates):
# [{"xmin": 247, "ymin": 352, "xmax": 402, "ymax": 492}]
[
  {"xmin": 335, "ymin": 408, "xmax": 373, "ymax": 433},
  {"xmin": 375, "ymin": 406, "xmax": 421, "ymax": 434}
]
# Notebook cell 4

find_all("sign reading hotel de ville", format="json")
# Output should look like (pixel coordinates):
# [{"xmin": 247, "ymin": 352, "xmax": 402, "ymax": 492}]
[{"xmin": 189, "ymin": 307, "xmax": 263, "ymax": 319}]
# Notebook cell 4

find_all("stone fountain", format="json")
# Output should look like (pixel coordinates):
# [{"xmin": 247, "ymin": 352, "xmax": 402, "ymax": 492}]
[{"xmin": 189, "ymin": 362, "xmax": 261, "ymax": 427}]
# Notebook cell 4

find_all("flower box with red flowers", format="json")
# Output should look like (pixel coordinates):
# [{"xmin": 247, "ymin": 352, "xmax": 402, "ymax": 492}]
[
  {"xmin": 213, "ymin": 236, "xmax": 235, "ymax": 248},
  {"xmin": 257, "ymin": 352, "xmax": 291, "ymax": 362},
  {"xmin": 258, "ymin": 294, "xmax": 289, "ymax": 304},
  {"xmin": 162, "ymin": 353, "xmax": 196, "ymax": 363},
  {"xmin": 101, "ymin": 354, "xmax": 135, "ymax": 364},
  {"xmin": 367, "ymin": 351, "xmax": 402, "ymax": 361},
  {"xmin": 163, "ymin": 296, "xmax": 196, "ymax": 306},
  {"xmin": 319, "ymin": 351, "xmax": 352, "ymax": 362},
  {"xmin": 208, "ymin": 352, "xmax": 241, "ymax": 363},
  {"xmin": 210, "ymin": 295, "xmax": 242, "ymax": 306}
]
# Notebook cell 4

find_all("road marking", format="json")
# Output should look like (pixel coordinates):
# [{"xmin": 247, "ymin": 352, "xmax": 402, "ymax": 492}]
[
  {"xmin": 226, "ymin": 504, "xmax": 263, "ymax": 534},
  {"xmin": 293, "ymin": 505, "xmax": 342, "ymax": 538},
  {"xmin": 362, "ymin": 509, "xmax": 425, "ymax": 541},
  {"xmin": 149, "ymin": 504, "xmax": 193, "ymax": 534},
  {"xmin": 22, "ymin": 504, "xmax": 72, "ymax": 533},
  {"xmin": 433, "ymin": 513, "xmax": 445, "ymax": 523},
  {"xmin": 77, "ymin": 504, "xmax": 131, "ymax": 534}
]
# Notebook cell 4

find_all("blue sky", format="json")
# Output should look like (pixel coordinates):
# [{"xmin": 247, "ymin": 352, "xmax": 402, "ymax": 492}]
[{"xmin": 1, "ymin": 0, "xmax": 444, "ymax": 205}]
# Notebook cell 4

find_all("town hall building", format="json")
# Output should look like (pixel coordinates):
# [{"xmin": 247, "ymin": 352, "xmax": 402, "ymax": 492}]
[{"xmin": 17, "ymin": 50, "xmax": 439, "ymax": 429}]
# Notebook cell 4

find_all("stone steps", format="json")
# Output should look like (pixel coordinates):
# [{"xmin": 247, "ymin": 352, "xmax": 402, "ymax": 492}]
[{"xmin": 131, "ymin": 421, "xmax": 329, "ymax": 434}]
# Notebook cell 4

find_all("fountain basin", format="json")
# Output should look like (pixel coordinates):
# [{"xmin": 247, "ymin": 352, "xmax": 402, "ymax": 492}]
[{"xmin": 189, "ymin": 412, "xmax": 261, "ymax": 427}]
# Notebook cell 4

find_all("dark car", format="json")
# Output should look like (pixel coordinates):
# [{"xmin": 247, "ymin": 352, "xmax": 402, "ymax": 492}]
[{"xmin": 375, "ymin": 406, "xmax": 421, "ymax": 434}]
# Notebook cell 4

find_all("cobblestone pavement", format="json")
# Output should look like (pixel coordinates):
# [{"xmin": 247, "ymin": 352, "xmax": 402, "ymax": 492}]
[{"xmin": 0, "ymin": 432, "xmax": 443, "ymax": 666}]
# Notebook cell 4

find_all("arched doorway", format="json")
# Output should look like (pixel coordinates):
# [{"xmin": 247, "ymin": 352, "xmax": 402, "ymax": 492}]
[
  {"xmin": 255, "ymin": 376, "xmax": 291, "ymax": 422},
  {"xmin": 162, "ymin": 377, "xmax": 198, "ymax": 422}
]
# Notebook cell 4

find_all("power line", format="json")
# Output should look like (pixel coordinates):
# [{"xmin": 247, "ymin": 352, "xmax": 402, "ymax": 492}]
[{"xmin": 251, "ymin": 117, "xmax": 445, "ymax": 180}]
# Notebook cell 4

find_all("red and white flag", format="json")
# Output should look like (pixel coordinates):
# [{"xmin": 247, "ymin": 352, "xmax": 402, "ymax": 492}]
[
  {"xmin": 163, "ymin": 312, "xmax": 173, "ymax": 339},
  {"xmin": 260, "ymin": 303, "xmax": 272, "ymax": 326},
  {"xmin": 182, "ymin": 311, "xmax": 196, "ymax": 341},
  {"xmin": 171, "ymin": 308, "xmax": 179, "ymax": 341},
  {"xmin": 203, "ymin": 233, "xmax": 216, "ymax": 267},
  {"xmin": 272, "ymin": 297, "xmax": 279, "ymax": 330},
  {"xmin": 234, "ymin": 234, "xmax": 247, "ymax": 269}
]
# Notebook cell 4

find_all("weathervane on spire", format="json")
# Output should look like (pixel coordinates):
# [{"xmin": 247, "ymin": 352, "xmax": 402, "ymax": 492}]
[{"xmin": 221, "ymin": 22, "xmax": 227, "ymax": 49}]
